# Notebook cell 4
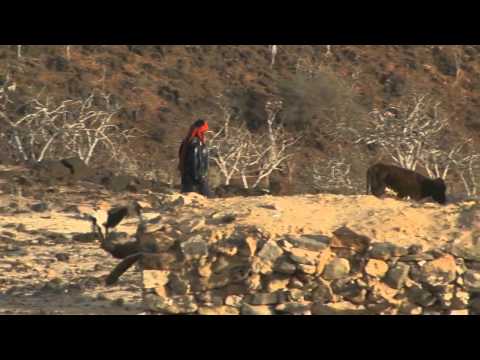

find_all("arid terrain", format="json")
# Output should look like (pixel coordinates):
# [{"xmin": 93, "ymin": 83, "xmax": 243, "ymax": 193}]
[
  {"xmin": 1, "ymin": 164, "xmax": 480, "ymax": 315},
  {"xmin": 2, "ymin": 45, "xmax": 480, "ymax": 315}
]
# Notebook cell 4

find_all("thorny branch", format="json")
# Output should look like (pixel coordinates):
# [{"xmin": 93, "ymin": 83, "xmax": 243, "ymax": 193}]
[
  {"xmin": 209, "ymin": 95, "xmax": 300, "ymax": 189},
  {"xmin": 0, "ymin": 83, "xmax": 137, "ymax": 164}
]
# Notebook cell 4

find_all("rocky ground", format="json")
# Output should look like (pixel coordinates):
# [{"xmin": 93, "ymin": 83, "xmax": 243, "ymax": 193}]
[
  {"xmin": 1, "ymin": 164, "xmax": 480, "ymax": 315},
  {"xmin": 138, "ymin": 193, "xmax": 480, "ymax": 315}
]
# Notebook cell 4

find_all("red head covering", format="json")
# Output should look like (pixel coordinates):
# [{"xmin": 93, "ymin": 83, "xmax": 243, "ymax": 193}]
[
  {"xmin": 188, "ymin": 120, "xmax": 209, "ymax": 144},
  {"xmin": 178, "ymin": 119, "xmax": 209, "ymax": 173}
]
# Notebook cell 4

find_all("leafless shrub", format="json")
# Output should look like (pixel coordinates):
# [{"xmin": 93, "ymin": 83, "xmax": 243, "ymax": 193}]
[
  {"xmin": 209, "ymin": 95, "xmax": 301, "ymax": 189},
  {"xmin": 312, "ymin": 157, "xmax": 360, "ymax": 194},
  {"xmin": 355, "ymin": 94, "xmax": 449, "ymax": 171},
  {"xmin": 66, "ymin": 45, "xmax": 71, "ymax": 61},
  {"xmin": 349, "ymin": 93, "xmax": 480, "ymax": 195},
  {"xmin": 0, "ymin": 83, "xmax": 137, "ymax": 165}
]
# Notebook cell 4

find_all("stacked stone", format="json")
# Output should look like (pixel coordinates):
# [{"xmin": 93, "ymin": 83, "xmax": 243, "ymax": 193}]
[{"xmin": 139, "ymin": 211, "xmax": 480, "ymax": 315}]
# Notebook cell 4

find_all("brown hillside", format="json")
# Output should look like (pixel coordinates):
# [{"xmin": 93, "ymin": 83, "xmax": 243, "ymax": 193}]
[{"xmin": 2, "ymin": 45, "xmax": 480, "ymax": 193}]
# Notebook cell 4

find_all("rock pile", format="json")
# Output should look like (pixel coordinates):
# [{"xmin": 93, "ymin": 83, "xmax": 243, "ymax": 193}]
[{"xmin": 137, "ymin": 214, "xmax": 480, "ymax": 315}]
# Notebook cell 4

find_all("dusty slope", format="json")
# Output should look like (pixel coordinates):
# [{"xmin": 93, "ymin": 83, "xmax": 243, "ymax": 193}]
[
  {"xmin": 0, "ymin": 181, "xmax": 478, "ymax": 314},
  {"xmin": 2, "ymin": 45, "xmax": 480, "ymax": 193}
]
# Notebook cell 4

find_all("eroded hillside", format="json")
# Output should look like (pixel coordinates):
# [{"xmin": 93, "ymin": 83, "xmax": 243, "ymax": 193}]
[{"xmin": 2, "ymin": 45, "xmax": 480, "ymax": 194}]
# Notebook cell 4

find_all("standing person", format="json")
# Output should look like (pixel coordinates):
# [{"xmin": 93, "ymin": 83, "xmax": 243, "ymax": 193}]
[{"xmin": 178, "ymin": 119, "xmax": 212, "ymax": 197}]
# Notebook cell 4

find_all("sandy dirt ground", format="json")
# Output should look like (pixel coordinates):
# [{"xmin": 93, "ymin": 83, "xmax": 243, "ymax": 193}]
[{"xmin": 0, "ymin": 184, "xmax": 479, "ymax": 315}]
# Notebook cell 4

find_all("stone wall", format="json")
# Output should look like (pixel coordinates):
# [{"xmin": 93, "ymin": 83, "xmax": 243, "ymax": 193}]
[{"xmin": 139, "ymin": 218, "xmax": 480, "ymax": 315}]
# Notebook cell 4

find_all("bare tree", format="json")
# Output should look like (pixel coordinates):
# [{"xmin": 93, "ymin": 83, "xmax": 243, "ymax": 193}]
[
  {"xmin": 66, "ymin": 45, "xmax": 71, "ymax": 61},
  {"xmin": 356, "ymin": 94, "xmax": 448, "ymax": 171},
  {"xmin": 312, "ymin": 158, "xmax": 359, "ymax": 194},
  {"xmin": 269, "ymin": 45, "xmax": 278, "ymax": 68},
  {"xmin": 209, "ymin": 96, "xmax": 251, "ymax": 186},
  {"xmin": 349, "ymin": 92, "xmax": 480, "ymax": 196},
  {"xmin": 17, "ymin": 45, "xmax": 22, "ymax": 59},
  {"xmin": 455, "ymin": 154, "xmax": 480, "ymax": 197},
  {"xmin": 426, "ymin": 139, "xmax": 480, "ymax": 196},
  {"xmin": 325, "ymin": 45, "xmax": 332, "ymax": 57},
  {"xmin": 0, "ymin": 86, "xmax": 137, "ymax": 165},
  {"xmin": 60, "ymin": 93, "xmax": 137, "ymax": 165},
  {"xmin": 209, "ymin": 96, "xmax": 300, "ymax": 189},
  {"xmin": 250, "ymin": 100, "xmax": 300, "ymax": 189}
]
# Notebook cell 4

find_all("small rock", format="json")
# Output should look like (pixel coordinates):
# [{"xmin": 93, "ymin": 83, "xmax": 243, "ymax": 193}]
[
  {"xmin": 322, "ymin": 258, "xmax": 350, "ymax": 281},
  {"xmin": 406, "ymin": 285, "xmax": 436, "ymax": 307},
  {"xmin": 288, "ymin": 278, "xmax": 304, "ymax": 289},
  {"xmin": 399, "ymin": 302, "xmax": 423, "ymax": 315},
  {"xmin": 211, "ymin": 256, "xmax": 231, "ymax": 274},
  {"xmin": 364, "ymin": 259, "xmax": 389, "ymax": 278},
  {"xmin": 241, "ymin": 304, "xmax": 274, "ymax": 315},
  {"xmin": 240, "ymin": 236, "xmax": 258, "ymax": 257},
  {"xmin": 449, "ymin": 309, "xmax": 469, "ymax": 315},
  {"xmin": 214, "ymin": 241, "xmax": 238, "ymax": 257},
  {"xmin": 297, "ymin": 263, "xmax": 316, "ymax": 275},
  {"xmin": 198, "ymin": 306, "xmax": 239, "ymax": 315},
  {"xmin": 245, "ymin": 293, "xmax": 279, "ymax": 306},
  {"xmin": 143, "ymin": 270, "xmax": 170, "ymax": 289},
  {"xmin": 145, "ymin": 294, "xmax": 198, "ymax": 314},
  {"xmin": 72, "ymin": 232, "xmax": 98, "ymax": 243},
  {"xmin": 274, "ymin": 258, "xmax": 297, "ymax": 275},
  {"xmin": 168, "ymin": 274, "xmax": 190, "ymax": 296},
  {"xmin": 178, "ymin": 217, "xmax": 206, "ymax": 233},
  {"xmin": 370, "ymin": 243, "xmax": 407, "ymax": 260},
  {"xmin": 197, "ymin": 263, "xmax": 213, "ymax": 278},
  {"xmin": 408, "ymin": 244, "xmax": 423, "ymax": 255},
  {"xmin": 212, "ymin": 211, "xmax": 237, "ymax": 223},
  {"xmin": 112, "ymin": 298, "xmax": 125, "ymax": 306},
  {"xmin": 55, "ymin": 253, "xmax": 70, "ymax": 262},
  {"xmin": 465, "ymin": 261, "xmax": 480, "ymax": 271},
  {"xmin": 422, "ymin": 310, "xmax": 444, "ymax": 315},
  {"xmin": 8, "ymin": 202, "xmax": 18, "ymax": 209},
  {"xmin": 429, "ymin": 249, "xmax": 447, "ymax": 259},
  {"xmin": 287, "ymin": 289, "xmax": 305, "ymax": 302},
  {"xmin": 225, "ymin": 295, "xmax": 243, "ymax": 307},
  {"xmin": 30, "ymin": 203, "xmax": 48, "ymax": 212},
  {"xmin": 16, "ymin": 224, "xmax": 27, "ymax": 232},
  {"xmin": 400, "ymin": 253, "xmax": 435, "ymax": 262},
  {"xmin": 245, "ymin": 274, "xmax": 262, "ymax": 292},
  {"xmin": 365, "ymin": 301, "xmax": 394, "ymax": 315},
  {"xmin": 96, "ymin": 293, "xmax": 108, "ymax": 301},
  {"xmin": 469, "ymin": 297, "xmax": 480, "ymax": 313},
  {"xmin": 311, "ymin": 301, "xmax": 370, "ymax": 315},
  {"xmin": 331, "ymin": 226, "xmax": 371, "ymax": 253},
  {"xmin": 257, "ymin": 241, "xmax": 284, "ymax": 263},
  {"xmin": 451, "ymin": 245, "xmax": 480, "ymax": 262},
  {"xmin": 463, "ymin": 270, "xmax": 480, "ymax": 293},
  {"xmin": 385, "ymin": 262, "xmax": 410, "ymax": 289},
  {"xmin": 251, "ymin": 258, "xmax": 273, "ymax": 275},
  {"xmin": 436, "ymin": 285, "xmax": 455, "ymax": 308},
  {"xmin": 42, "ymin": 278, "xmax": 66, "ymax": 294},
  {"xmin": 288, "ymin": 248, "xmax": 318, "ymax": 266},
  {"xmin": 62, "ymin": 205, "xmax": 80, "ymax": 213},
  {"xmin": 333, "ymin": 280, "xmax": 367, "ymax": 304},
  {"xmin": 266, "ymin": 276, "xmax": 290, "ymax": 293},
  {"xmin": 256, "ymin": 202, "xmax": 275, "ymax": 210},
  {"xmin": 452, "ymin": 289, "xmax": 470, "ymax": 310},
  {"xmin": 180, "ymin": 236, "xmax": 209, "ymax": 260},
  {"xmin": 284, "ymin": 235, "xmax": 330, "ymax": 252},
  {"xmin": 420, "ymin": 254, "xmax": 457, "ymax": 287},
  {"xmin": 276, "ymin": 302, "xmax": 311, "ymax": 315}
]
